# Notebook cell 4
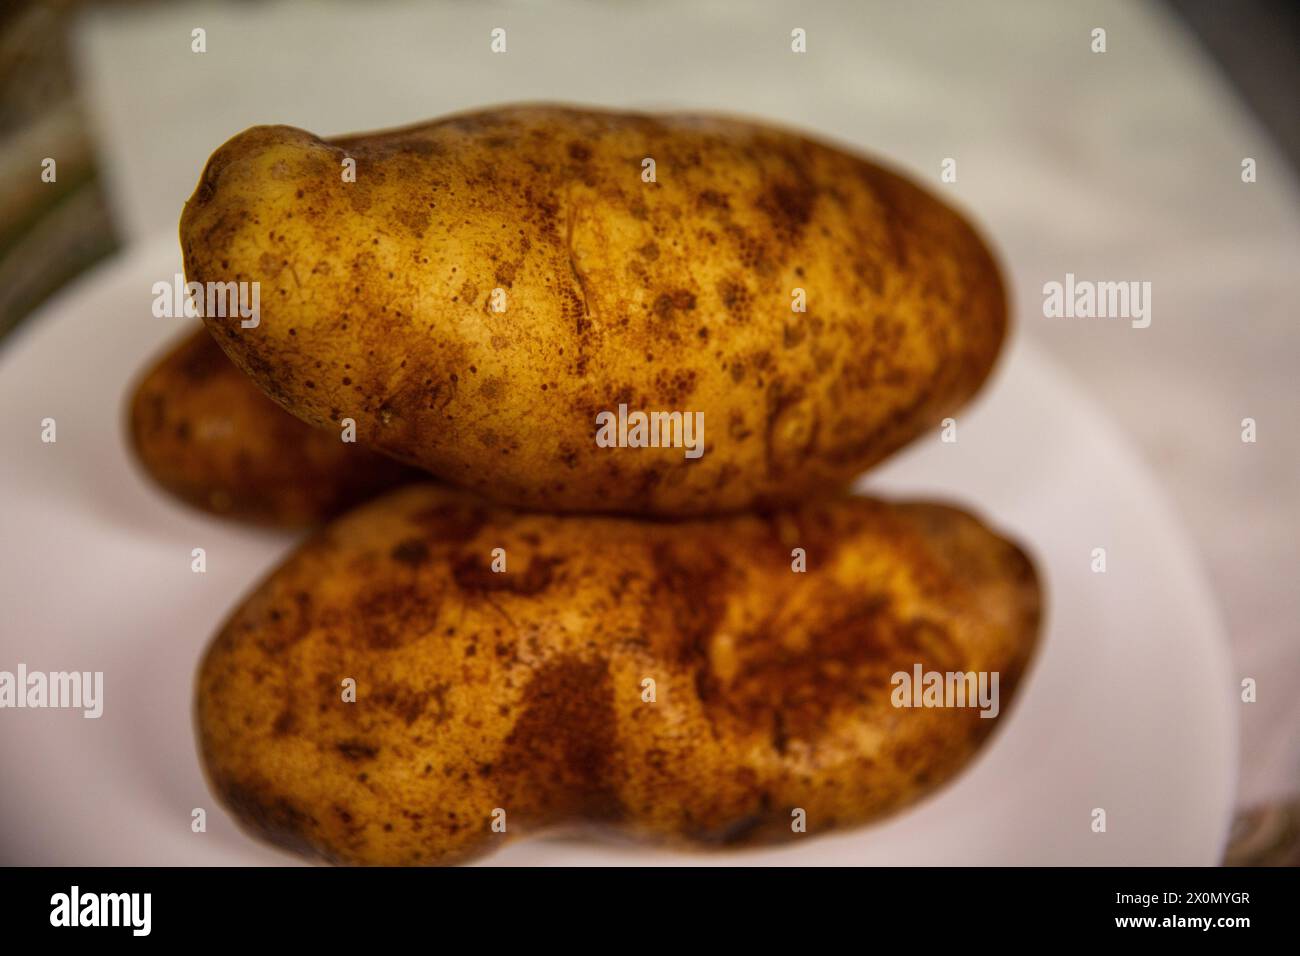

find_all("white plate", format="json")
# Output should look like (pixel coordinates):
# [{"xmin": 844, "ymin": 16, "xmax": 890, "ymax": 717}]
[{"xmin": 0, "ymin": 238, "xmax": 1236, "ymax": 865}]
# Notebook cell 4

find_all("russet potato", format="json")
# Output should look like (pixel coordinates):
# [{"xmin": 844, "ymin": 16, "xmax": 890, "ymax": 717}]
[
  {"xmin": 128, "ymin": 327, "xmax": 418, "ymax": 526},
  {"xmin": 195, "ymin": 483, "xmax": 1040, "ymax": 865},
  {"xmin": 181, "ymin": 105, "xmax": 1007, "ymax": 515}
]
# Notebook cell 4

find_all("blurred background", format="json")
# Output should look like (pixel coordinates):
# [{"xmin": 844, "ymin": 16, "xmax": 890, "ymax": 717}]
[{"xmin": 0, "ymin": 0, "xmax": 1296, "ymax": 864}]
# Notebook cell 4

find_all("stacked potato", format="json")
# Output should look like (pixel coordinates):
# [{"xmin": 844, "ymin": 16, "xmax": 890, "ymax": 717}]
[{"xmin": 130, "ymin": 105, "xmax": 1040, "ymax": 865}]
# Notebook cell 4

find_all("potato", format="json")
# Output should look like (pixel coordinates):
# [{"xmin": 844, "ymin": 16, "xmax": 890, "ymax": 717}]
[
  {"xmin": 196, "ymin": 483, "xmax": 1040, "ymax": 865},
  {"xmin": 181, "ymin": 105, "xmax": 1006, "ymax": 515},
  {"xmin": 128, "ymin": 327, "xmax": 418, "ymax": 526}
]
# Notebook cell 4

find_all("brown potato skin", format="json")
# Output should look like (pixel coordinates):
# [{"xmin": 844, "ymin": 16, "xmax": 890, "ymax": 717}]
[
  {"xmin": 181, "ymin": 105, "xmax": 1007, "ymax": 515},
  {"xmin": 195, "ymin": 484, "xmax": 1040, "ymax": 865},
  {"xmin": 128, "ymin": 327, "xmax": 419, "ymax": 526}
]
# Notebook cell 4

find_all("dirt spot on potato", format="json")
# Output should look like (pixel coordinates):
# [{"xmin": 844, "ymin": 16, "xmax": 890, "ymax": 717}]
[
  {"xmin": 390, "ymin": 538, "xmax": 431, "ymax": 567},
  {"xmin": 396, "ymin": 206, "xmax": 431, "ymax": 238},
  {"xmin": 697, "ymin": 189, "xmax": 731, "ymax": 211},
  {"xmin": 411, "ymin": 503, "xmax": 488, "ymax": 542},
  {"xmin": 644, "ymin": 540, "xmax": 730, "ymax": 669},
  {"xmin": 653, "ymin": 368, "xmax": 698, "ymax": 405},
  {"xmin": 372, "ymin": 682, "xmax": 446, "ymax": 726},
  {"xmin": 706, "ymin": 598, "xmax": 963, "ymax": 747},
  {"xmin": 272, "ymin": 708, "xmax": 297, "ymax": 737},
  {"xmin": 451, "ymin": 554, "xmax": 562, "ymax": 596},
  {"xmin": 757, "ymin": 180, "xmax": 817, "ymax": 243},
  {"xmin": 218, "ymin": 779, "xmax": 323, "ymax": 860},
  {"xmin": 346, "ymin": 183, "xmax": 375, "ymax": 215},
  {"xmin": 652, "ymin": 289, "xmax": 696, "ymax": 321},
  {"xmin": 336, "ymin": 740, "xmax": 379, "ymax": 762},
  {"xmin": 494, "ymin": 260, "xmax": 518, "ymax": 287},
  {"xmin": 354, "ymin": 583, "xmax": 441, "ymax": 650},
  {"xmin": 251, "ymin": 589, "xmax": 316, "ymax": 656},
  {"xmin": 716, "ymin": 277, "xmax": 752, "ymax": 320},
  {"xmin": 497, "ymin": 655, "xmax": 623, "ymax": 821}
]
